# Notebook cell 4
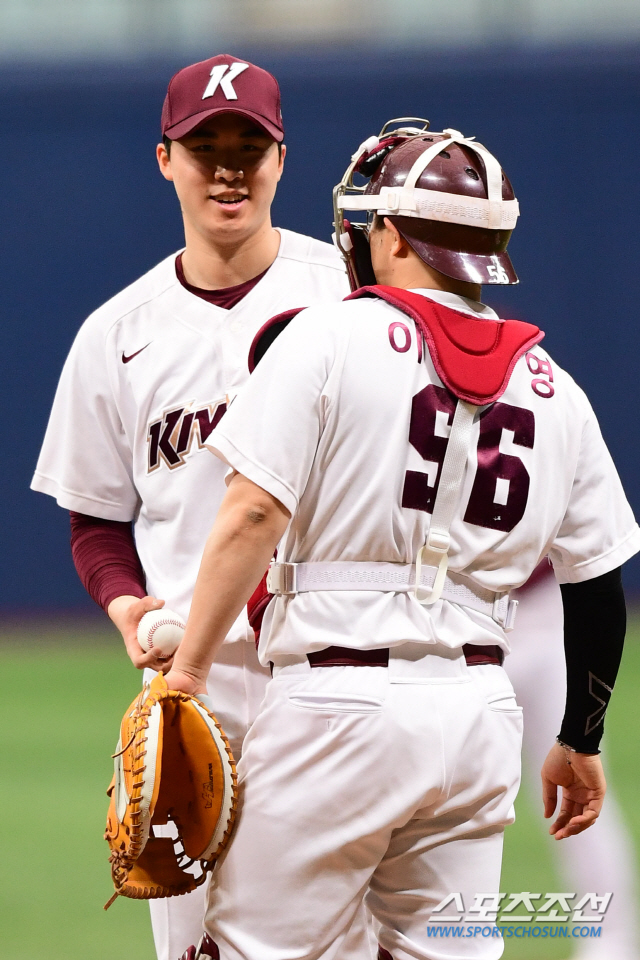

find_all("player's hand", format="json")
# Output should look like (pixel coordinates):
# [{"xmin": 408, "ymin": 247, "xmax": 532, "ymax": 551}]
[
  {"xmin": 541, "ymin": 742, "xmax": 606, "ymax": 840},
  {"xmin": 163, "ymin": 668, "xmax": 207, "ymax": 697},
  {"xmin": 107, "ymin": 595, "xmax": 175, "ymax": 673}
]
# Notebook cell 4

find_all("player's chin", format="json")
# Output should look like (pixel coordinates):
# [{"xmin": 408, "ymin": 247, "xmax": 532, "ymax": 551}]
[{"xmin": 208, "ymin": 197, "xmax": 250, "ymax": 220}]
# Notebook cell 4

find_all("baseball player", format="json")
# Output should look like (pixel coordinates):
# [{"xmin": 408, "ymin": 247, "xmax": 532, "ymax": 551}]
[
  {"xmin": 164, "ymin": 123, "xmax": 639, "ymax": 960},
  {"xmin": 30, "ymin": 54, "xmax": 349, "ymax": 960},
  {"xmin": 506, "ymin": 565, "xmax": 640, "ymax": 960}
]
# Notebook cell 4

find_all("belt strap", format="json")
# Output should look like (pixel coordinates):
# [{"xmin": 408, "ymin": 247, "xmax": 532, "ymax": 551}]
[
  {"xmin": 308, "ymin": 646, "xmax": 390, "ymax": 668},
  {"xmin": 266, "ymin": 560, "xmax": 518, "ymax": 631},
  {"xmin": 306, "ymin": 644, "xmax": 503, "ymax": 668}
]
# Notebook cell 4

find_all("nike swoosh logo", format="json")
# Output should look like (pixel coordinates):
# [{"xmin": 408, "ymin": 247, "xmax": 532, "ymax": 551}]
[{"xmin": 122, "ymin": 342, "xmax": 152, "ymax": 364}]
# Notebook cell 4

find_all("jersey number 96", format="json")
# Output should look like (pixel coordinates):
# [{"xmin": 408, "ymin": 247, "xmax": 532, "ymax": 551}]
[{"xmin": 402, "ymin": 384, "xmax": 535, "ymax": 533}]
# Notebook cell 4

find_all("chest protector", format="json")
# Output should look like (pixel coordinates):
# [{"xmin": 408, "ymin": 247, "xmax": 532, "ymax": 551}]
[
  {"xmin": 249, "ymin": 287, "xmax": 543, "ymax": 403},
  {"xmin": 347, "ymin": 286, "xmax": 543, "ymax": 404}
]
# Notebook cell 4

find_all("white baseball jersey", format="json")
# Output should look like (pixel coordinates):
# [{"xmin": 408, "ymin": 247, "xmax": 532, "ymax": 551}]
[
  {"xmin": 31, "ymin": 229, "xmax": 349, "ymax": 628},
  {"xmin": 208, "ymin": 288, "xmax": 640, "ymax": 662}
]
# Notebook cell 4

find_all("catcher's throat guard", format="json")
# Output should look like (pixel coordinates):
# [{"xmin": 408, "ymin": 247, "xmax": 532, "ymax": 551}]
[
  {"xmin": 333, "ymin": 116, "xmax": 520, "ymax": 290},
  {"xmin": 104, "ymin": 673, "xmax": 237, "ymax": 908}
]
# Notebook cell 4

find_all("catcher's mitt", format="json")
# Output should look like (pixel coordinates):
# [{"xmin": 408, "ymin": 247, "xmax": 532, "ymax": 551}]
[{"xmin": 104, "ymin": 672, "xmax": 237, "ymax": 909}]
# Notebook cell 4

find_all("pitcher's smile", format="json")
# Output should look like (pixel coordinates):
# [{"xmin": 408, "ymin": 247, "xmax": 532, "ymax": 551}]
[{"xmin": 158, "ymin": 113, "xmax": 285, "ymax": 250}]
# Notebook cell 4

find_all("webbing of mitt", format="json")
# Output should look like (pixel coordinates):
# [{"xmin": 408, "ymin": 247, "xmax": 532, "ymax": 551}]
[{"xmin": 104, "ymin": 672, "xmax": 237, "ymax": 909}]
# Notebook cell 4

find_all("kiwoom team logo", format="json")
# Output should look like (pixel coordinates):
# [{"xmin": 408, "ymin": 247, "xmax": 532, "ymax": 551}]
[
  {"xmin": 147, "ymin": 399, "xmax": 227, "ymax": 472},
  {"xmin": 202, "ymin": 62, "xmax": 249, "ymax": 101}
]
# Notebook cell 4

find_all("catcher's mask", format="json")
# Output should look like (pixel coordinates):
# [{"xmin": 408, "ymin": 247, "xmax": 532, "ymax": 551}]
[{"xmin": 333, "ymin": 117, "xmax": 520, "ymax": 291}]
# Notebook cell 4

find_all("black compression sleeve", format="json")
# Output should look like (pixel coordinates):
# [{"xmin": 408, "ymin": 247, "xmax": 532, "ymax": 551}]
[{"xmin": 559, "ymin": 567, "xmax": 626, "ymax": 753}]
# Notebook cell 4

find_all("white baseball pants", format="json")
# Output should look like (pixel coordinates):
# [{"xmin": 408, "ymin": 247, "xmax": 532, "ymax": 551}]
[{"xmin": 204, "ymin": 645, "xmax": 523, "ymax": 960}]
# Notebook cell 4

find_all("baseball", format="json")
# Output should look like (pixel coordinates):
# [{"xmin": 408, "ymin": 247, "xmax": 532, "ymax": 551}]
[{"xmin": 137, "ymin": 609, "xmax": 185, "ymax": 658}]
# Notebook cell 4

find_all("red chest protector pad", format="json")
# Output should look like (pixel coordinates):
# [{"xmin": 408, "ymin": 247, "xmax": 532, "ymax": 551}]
[{"xmin": 348, "ymin": 285, "xmax": 544, "ymax": 405}]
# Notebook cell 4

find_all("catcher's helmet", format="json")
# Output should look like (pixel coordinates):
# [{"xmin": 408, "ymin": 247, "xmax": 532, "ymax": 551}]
[{"xmin": 333, "ymin": 118, "xmax": 520, "ymax": 290}]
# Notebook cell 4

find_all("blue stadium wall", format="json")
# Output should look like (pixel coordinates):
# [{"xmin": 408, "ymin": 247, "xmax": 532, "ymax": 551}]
[{"xmin": 3, "ymin": 46, "xmax": 640, "ymax": 611}]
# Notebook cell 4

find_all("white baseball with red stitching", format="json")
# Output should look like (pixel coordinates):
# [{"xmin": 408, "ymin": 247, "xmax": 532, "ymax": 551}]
[{"xmin": 137, "ymin": 609, "xmax": 185, "ymax": 658}]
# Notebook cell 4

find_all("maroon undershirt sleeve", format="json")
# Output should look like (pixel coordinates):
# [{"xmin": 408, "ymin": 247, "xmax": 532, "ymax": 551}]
[{"xmin": 69, "ymin": 511, "xmax": 146, "ymax": 613}]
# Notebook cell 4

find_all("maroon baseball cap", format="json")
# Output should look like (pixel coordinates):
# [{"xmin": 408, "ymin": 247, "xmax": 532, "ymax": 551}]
[{"xmin": 161, "ymin": 54, "xmax": 284, "ymax": 142}]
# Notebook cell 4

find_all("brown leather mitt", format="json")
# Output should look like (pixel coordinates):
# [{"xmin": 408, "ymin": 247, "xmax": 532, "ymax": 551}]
[{"xmin": 104, "ymin": 672, "xmax": 237, "ymax": 908}]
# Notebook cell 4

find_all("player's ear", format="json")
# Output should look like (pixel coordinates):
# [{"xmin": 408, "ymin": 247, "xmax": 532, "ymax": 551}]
[
  {"xmin": 383, "ymin": 217, "xmax": 409, "ymax": 259},
  {"xmin": 276, "ymin": 142, "xmax": 286, "ymax": 181},
  {"xmin": 157, "ymin": 142, "xmax": 174, "ymax": 182}
]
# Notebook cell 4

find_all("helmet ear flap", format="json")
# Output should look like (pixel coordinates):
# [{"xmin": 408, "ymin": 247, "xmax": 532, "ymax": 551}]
[{"xmin": 341, "ymin": 220, "xmax": 377, "ymax": 292}]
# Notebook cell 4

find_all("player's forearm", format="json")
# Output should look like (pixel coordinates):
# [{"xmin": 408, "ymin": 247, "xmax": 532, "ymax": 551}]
[
  {"xmin": 172, "ymin": 474, "xmax": 290, "ymax": 686},
  {"xmin": 559, "ymin": 567, "xmax": 625, "ymax": 753}
]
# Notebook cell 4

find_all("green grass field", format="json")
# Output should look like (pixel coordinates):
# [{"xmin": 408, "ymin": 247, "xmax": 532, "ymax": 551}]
[{"xmin": 1, "ymin": 620, "xmax": 638, "ymax": 960}]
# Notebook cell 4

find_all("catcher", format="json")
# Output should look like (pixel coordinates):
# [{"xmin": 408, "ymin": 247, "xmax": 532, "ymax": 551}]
[{"xmin": 162, "ymin": 121, "xmax": 638, "ymax": 960}]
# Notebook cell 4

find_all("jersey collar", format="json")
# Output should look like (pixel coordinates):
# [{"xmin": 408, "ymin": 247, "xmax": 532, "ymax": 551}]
[{"xmin": 405, "ymin": 287, "xmax": 500, "ymax": 321}]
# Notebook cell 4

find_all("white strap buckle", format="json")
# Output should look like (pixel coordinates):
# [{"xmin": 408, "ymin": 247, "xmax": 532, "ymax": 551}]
[
  {"xmin": 426, "ymin": 529, "xmax": 450, "ymax": 554},
  {"xmin": 266, "ymin": 562, "xmax": 298, "ymax": 596},
  {"xmin": 505, "ymin": 598, "xmax": 518, "ymax": 631},
  {"xmin": 492, "ymin": 596, "xmax": 519, "ymax": 632},
  {"xmin": 414, "ymin": 546, "xmax": 449, "ymax": 605}
]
